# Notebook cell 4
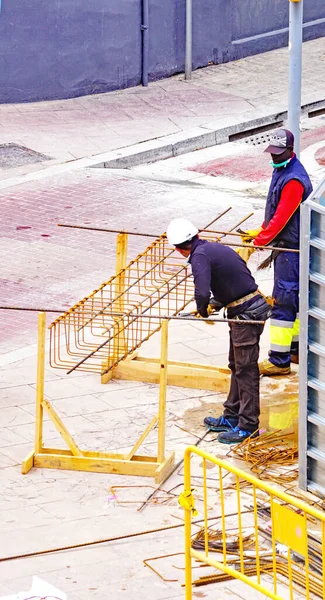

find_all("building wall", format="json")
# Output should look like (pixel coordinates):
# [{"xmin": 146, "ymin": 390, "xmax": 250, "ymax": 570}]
[{"xmin": 0, "ymin": 0, "xmax": 324, "ymax": 103}]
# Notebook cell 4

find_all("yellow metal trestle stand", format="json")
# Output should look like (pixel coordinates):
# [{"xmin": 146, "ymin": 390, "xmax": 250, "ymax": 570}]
[{"xmin": 22, "ymin": 313, "xmax": 175, "ymax": 483}]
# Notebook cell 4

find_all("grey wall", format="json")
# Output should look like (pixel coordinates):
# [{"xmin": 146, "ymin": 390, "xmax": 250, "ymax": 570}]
[
  {"xmin": 0, "ymin": 0, "xmax": 324, "ymax": 103},
  {"xmin": 0, "ymin": 0, "xmax": 142, "ymax": 103}
]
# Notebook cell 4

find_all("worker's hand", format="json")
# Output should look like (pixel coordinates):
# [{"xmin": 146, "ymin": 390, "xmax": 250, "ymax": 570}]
[
  {"xmin": 208, "ymin": 298, "xmax": 224, "ymax": 313},
  {"xmin": 195, "ymin": 312, "xmax": 215, "ymax": 325},
  {"xmin": 236, "ymin": 244, "xmax": 256, "ymax": 263},
  {"xmin": 207, "ymin": 304, "xmax": 216, "ymax": 316},
  {"xmin": 239, "ymin": 228, "xmax": 263, "ymax": 243},
  {"xmin": 179, "ymin": 309, "xmax": 214, "ymax": 324}
]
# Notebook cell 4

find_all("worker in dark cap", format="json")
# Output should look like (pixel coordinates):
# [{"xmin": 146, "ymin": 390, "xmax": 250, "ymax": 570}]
[{"xmin": 242, "ymin": 128, "xmax": 312, "ymax": 376}]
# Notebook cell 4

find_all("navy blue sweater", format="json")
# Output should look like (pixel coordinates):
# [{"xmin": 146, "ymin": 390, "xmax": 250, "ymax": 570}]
[{"xmin": 189, "ymin": 238, "xmax": 258, "ymax": 317}]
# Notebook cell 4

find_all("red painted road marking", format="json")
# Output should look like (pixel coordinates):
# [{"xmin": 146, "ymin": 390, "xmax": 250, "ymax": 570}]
[
  {"xmin": 189, "ymin": 126, "xmax": 325, "ymax": 182},
  {"xmin": 189, "ymin": 151, "xmax": 270, "ymax": 182},
  {"xmin": 315, "ymin": 146, "xmax": 325, "ymax": 166}
]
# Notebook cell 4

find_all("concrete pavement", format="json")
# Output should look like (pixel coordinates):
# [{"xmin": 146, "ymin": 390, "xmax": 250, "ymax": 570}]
[
  {"xmin": 0, "ymin": 316, "xmax": 300, "ymax": 599},
  {"xmin": 0, "ymin": 37, "xmax": 323, "ymax": 599},
  {"xmin": 0, "ymin": 38, "xmax": 324, "ymax": 180}
]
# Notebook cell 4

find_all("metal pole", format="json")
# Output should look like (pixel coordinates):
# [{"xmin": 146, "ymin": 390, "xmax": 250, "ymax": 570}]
[
  {"xmin": 288, "ymin": 0, "xmax": 303, "ymax": 159},
  {"xmin": 141, "ymin": 0, "xmax": 149, "ymax": 87},
  {"xmin": 185, "ymin": 0, "xmax": 192, "ymax": 79},
  {"xmin": 184, "ymin": 448, "xmax": 193, "ymax": 599}
]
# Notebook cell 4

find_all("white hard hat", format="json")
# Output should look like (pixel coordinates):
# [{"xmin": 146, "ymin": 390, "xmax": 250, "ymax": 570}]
[{"xmin": 166, "ymin": 218, "xmax": 199, "ymax": 246}]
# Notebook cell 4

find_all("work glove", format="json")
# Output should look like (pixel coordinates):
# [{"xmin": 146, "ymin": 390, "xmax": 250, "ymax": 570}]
[
  {"xmin": 207, "ymin": 304, "xmax": 217, "ymax": 316},
  {"xmin": 236, "ymin": 243, "xmax": 256, "ymax": 263},
  {"xmin": 238, "ymin": 227, "xmax": 263, "ymax": 243},
  {"xmin": 195, "ymin": 304, "xmax": 218, "ymax": 324},
  {"xmin": 208, "ymin": 298, "xmax": 224, "ymax": 313},
  {"xmin": 179, "ymin": 309, "xmax": 214, "ymax": 324},
  {"xmin": 195, "ymin": 311, "xmax": 215, "ymax": 325}
]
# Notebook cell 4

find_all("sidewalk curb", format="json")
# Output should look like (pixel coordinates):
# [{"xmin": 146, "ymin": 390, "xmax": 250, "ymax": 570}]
[
  {"xmin": 97, "ymin": 113, "xmax": 285, "ymax": 169},
  {"xmin": 0, "ymin": 98, "xmax": 324, "ymax": 192},
  {"xmin": 95, "ymin": 98, "xmax": 325, "ymax": 170}
]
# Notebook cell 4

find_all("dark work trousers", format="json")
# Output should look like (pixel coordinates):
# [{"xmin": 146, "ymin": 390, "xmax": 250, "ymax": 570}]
[
  {"xmin": 269, "ymin": 252, "xmax": 300, "ymax": 368},
  {"xmin": 223, "ymin": 322, "xmax": 264, "ymax": 433}
]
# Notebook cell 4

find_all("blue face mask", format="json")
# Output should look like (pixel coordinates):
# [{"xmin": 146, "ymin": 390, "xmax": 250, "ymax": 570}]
[{"xmin": 270, "ymin": 157, "xmax": 291, "ymax": 169}]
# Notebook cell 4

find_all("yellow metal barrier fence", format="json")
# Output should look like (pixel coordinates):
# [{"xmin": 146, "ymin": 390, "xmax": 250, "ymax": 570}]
[{"xmin": 182, "ymin": 446, "xmax": 325, "ymax": 599}]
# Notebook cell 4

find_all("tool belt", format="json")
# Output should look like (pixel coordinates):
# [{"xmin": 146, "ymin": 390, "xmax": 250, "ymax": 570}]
[
  {"xmin": 226, "ymin": 290, "xmax": 260, "ymax": 309},
  {"xmin": 227, "ymin": 291, "xmax": 272, "ymax": 322}
]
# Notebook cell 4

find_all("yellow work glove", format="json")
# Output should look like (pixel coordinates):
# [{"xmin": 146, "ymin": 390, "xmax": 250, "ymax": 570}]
[
  {"xmin": 207, "ymin": 304, "xmax": 216, "ymax": 316},
  {"xmin": 195, "ymin": 311, "xmax": 215, "ymax": 325},
  {"xmin": 239, "ymin": 227, "xmax": 263, "ymax": 243},
  {"xmin": 179, "ymin": 309, "xmax": 214, "ymax": 324},
  {"xmin": 236, "ymin": 244, "xmax": 256, "ymax": 263}
]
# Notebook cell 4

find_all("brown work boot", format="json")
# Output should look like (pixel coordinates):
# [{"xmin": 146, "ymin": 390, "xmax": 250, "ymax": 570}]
[
  {"xmin": 291, "ymin": 354, "xmax": 299, "ymax": 365},
  {"xmin": 259, "ymin": 359, "xmax": 291, "ymax": 376}
]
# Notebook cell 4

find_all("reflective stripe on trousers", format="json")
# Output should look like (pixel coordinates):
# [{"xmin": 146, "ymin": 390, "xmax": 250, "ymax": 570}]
[
  {"xmin": 270, "ymin": 316, "xmax": 300, "ymax": 353},
  {"xmin": 292, "ymin": 316, "xmax": 300, "ymax": 342}
]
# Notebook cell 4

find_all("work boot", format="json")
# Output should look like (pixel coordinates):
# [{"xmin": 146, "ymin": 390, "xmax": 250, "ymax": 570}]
[
  {"xmin": 203, "ymin": 415, "xmax": 238, "ymax": 432},
  {"xmin": 258, "ymin": 359, "xmax": 290, "ymax": 376},
  {"xmin": 290, "ymin": 354, "xmax": 299, "ymax": 365},
  {"xmin": 218, "ymin": 427, "xmax": 259, "ymax": 445}
]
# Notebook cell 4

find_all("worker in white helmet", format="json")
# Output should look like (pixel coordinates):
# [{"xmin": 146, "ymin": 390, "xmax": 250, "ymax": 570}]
[{"xmin": 167, "ymin": 218, "xmax": 271, "ymax": 444}]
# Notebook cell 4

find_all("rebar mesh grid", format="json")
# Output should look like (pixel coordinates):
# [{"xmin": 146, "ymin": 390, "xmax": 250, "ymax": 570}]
[{"xmin": 49, "ymin": 209, "xmax": 252, "ymax": 375}]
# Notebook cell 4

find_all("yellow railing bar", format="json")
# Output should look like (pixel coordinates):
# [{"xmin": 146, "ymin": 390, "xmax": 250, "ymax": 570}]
[
  {"xmin": 184, "ymin": 446, "xmax": 325, "ymax": 522},
  {"xmin": 183, "ymin": 445, "xmax": 325, "ymax": 600},
  {"xmin": 253, "ymin": 485, "xmax": 261, "ymax": 585},
  {"xmin": 203, "ymin": 458, "xmax": 208, "ymax": 557},
  {"xmin": 287, "ymin": 546, "xmax": 293, "ymax": 600},
  {"xmin": 219, "ymin": 464, "xmax": 227, "ymax": 566},
  {"xmin": 322, "ymin": 521, "xmax": 325, "ymax": 599},
  {"xmin": 184, "ymin": 443, "xmax": 193, "ymax": 600},
  {"xmin": 304, "ymin": 512, "xmax": 310, "ymax": 599},
  {"xmin": 236, "ymin": 474, "xmax": 244, "ymax": 573},
  {"xmin": 270, "ymin": 495, "xmax": 277, "ymax": 596}
]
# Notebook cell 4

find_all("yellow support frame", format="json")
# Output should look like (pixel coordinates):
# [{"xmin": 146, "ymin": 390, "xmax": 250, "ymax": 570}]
[
  {"xmin": 109, "ymin": 355, "xmax": 230, "ymax": 391},
  {"xmin": 100, "ymin": 232, "xmax": 230, "ymax": 390},
  {"xmin": 22, "ymin": 232, "xmax": 231, "ymax": 482},
  {"xmin": 22, "ymin": 314, "xmax": 175, "ymax": 483}
]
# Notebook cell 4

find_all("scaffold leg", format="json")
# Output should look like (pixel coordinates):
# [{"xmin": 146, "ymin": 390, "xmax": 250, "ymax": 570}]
[
  {"xmin": 22, "ymin": 312, "xmax": 175, "ymax": 483},
  {"xmin": 22, "ymin": 312, "xmax": 46, "ymax": 474}
]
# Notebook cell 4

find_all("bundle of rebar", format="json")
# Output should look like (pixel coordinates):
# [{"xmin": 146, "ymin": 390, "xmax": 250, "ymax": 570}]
[
  {"xmin": 192, "ymin": 526, "xmax": 255, "ymax": 553},
  {"xmin": 192, "ymin": 527, "xmax": 324, "ymax": 597},
  {"xmin": 229, "ymin": 430, "xmax": 298, "ymax": 483},
  {"xmin": 193, "ymin": 559, "xmax": 324, "ymax": 597}
]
